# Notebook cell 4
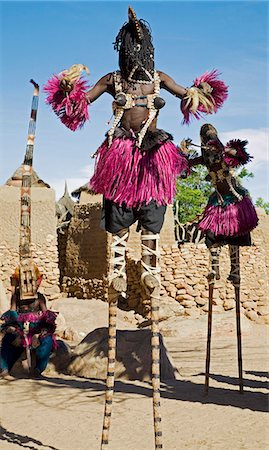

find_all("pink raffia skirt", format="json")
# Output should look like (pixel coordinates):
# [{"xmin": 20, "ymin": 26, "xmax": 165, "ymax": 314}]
[
  {"xmin": 90, "ymin": 135, "xmax": 189, "ymax": 208},
  {"xmin": 198, "ymin": 193, "xmax": 258, "ymax": 237}
]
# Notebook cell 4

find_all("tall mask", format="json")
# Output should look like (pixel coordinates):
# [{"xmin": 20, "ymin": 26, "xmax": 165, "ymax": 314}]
[{"xmin": 114, "ymin": 7, "xmax": 155, "ymax": 83}]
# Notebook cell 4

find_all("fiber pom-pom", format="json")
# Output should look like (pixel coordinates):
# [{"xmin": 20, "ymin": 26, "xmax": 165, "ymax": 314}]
[
  {"xmin": 181, "ymin": 70, "xmax": 228, "ymax": 124},
  {"xmin": 17, "ymin": 310, "xmax": 57, "ymax": 324},
  {"xmin": 224, "ymin": 139, "xmax": 252, "ymax": 168},
  {"xmin": 194, "ymin": 70, "xmax": 229, "ymax": 112},
  {"xmin": 44, "ymin": 76, "xmax": 90, "ymax": 131}
]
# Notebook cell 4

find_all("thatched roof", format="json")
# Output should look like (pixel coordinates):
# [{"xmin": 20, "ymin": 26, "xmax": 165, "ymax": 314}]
[{"xmin": 5, "ymin": 165, "xmax": 50, "ymax": 188}]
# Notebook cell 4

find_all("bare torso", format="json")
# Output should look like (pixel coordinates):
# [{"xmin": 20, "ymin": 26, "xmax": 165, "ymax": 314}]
[
  {"xmin": 203, "ymin": 156, "xmax": 238, "ymax": 196},
  {"xmin": 86, "ymin": 71, "xmax": 187, "ymax": 132}
]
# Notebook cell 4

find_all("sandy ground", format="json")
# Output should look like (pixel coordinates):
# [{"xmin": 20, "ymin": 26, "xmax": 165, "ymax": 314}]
[{"xmin": 0, "ymin": 297, "xmax": 268, "ymax": 450}]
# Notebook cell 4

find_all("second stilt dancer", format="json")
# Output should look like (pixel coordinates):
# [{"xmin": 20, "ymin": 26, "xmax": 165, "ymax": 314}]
[
  {"xmin": 192, "ymin": 124, "xmax": 258, "ymax": 393},
  {"xmin": 45, "ymin": 7, "xmax": 228, "ymax": 449}
]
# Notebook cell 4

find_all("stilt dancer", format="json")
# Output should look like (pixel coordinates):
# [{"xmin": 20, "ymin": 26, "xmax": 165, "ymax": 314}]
[
  {"xmin": 0, "ymin": 81, "xmax": 57, "ymax": 379},
  {"xmin": 191, "ymin": 123, "xmax": 258, "ymax": 393},
  {"xmin": 45, "ymin": 7, "xmax": 228, "ymax": 448}
]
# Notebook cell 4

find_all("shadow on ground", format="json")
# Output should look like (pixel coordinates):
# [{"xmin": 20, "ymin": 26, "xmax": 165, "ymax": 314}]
[
  {"xmin": 7, "ymin": 372, "xmax": 266, "ymax": 413},
  {"xmin": 0, "ymin": 425, "xmax": 58, "ymax": 450}
]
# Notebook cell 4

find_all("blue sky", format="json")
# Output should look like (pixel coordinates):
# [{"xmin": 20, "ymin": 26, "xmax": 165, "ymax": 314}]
[{"xmin": 0, "ymin": 1, "xmax": 268, "ymax": 202}]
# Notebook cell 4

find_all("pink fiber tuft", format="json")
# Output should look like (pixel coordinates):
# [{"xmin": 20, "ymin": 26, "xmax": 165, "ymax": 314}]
[
  {"xmin": 18, "ymin": 310, "xmax": 57, "ymax": 324},
  {"xmin": 90, "ymin": 138, "xmax": 189, "ymax": 208},
  {"xmin": 44, "ymin": 76, "xmax": 90, "ymax": 131},
  {"xmin": 198, "ymin": 196, "xmax": 258, "ymax": 237},
  {"xmin": 181, "ymin": 69, "xmax": 229, "ymax": 124},
  {"xmin": 224, "ymin": 139, "xmax": 251, "ymax": 168}
]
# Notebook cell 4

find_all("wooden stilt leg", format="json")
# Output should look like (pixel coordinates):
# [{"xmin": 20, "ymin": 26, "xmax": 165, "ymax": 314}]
[
  {"xmin": 101, "ymin": 289, "xmax": 118, "ymax": 449},
  {"xmin": 229, "ymin": 245, "xmax": 243, "ymax": 393},
  {"xmin": 141, "ymin": 230, "xmax": 162, "ymax": 449},
  {"xmin": 205, "ymin": 245, "xmax": 220, "ymax": 393},
  {"xmin": 101, "ymin": 231, "xmax": 128, "ymax": 449},
  {"xmin": 235, "ymin": 285, "xmax": 243, "ymax": 393},
  {"xmin": 205, "ymin": 283, "xmax": 213, "ymax": 393},
  {"xmin": 151, "ymin": 286, "xmax": 162, "ymax": 449}
]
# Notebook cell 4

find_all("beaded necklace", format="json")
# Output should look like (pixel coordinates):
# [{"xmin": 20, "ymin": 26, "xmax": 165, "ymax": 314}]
[{"xmin": 107, "ymin": 70, "xmax": 161, "ymax": 148}]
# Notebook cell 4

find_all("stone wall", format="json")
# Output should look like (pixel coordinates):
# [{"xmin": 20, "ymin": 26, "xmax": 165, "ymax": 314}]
[
  {"xmin": 61, "ymin": 196, "xmax": 268, "ymax": 324},
  {"xmin": 0, "ymin": 186, "xmax": 60, "ymax": 300},
  {"xmin": 127, "ymin": 210, "xmax": 268, "ymax": 322},
  {"xmin": 125, "ymin": 234, "xmax": 268, "ymax": 323}
]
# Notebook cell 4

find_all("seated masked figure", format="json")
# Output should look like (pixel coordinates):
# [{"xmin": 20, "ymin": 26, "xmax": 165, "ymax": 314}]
[{"xmin": 0, "ymin": 266, "xmax": 57, "ymax": 378}]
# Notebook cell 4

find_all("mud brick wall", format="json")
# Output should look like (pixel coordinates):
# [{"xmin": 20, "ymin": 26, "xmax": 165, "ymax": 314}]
[{"xmin": 62, "ymin": 203, "xmax": 109, "ymax": 280}]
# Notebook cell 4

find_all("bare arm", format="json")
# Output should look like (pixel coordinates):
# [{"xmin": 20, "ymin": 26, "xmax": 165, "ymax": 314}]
[
  {"xmin": 158, "ymin": 71, "xmax": 187, "ymax": 99},
  {"xmin": 188, "ymin": 156, "xmax": 204, "ymax": 167},
  {"xmin": 86, "ymin": 73, "xmax": 114, "ymax": 103},
  {"xmin": 10, "ymin": 292, "xmax": 17, "ymax": 311},
  {"xmin": 38, "ymin": 293, "xmax": 47, "ymax": 312}
]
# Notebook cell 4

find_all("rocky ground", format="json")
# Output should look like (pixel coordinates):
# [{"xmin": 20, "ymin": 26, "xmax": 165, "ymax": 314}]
[{"xmin": 0, "ymin": 297, "xmax": 268, "ymax": 450}]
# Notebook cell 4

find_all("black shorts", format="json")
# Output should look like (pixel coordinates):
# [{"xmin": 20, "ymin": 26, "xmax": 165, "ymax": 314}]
[
  {"xmin": 101, "ymin": 199, "xmax": 167, "ymax": 234},
  {"xmin": 205, "ymin": 230, "xmax": 252, "ymax": 248}
]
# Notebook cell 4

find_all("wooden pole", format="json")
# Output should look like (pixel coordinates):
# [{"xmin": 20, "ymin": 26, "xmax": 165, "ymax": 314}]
[
  {"xmin": 205, "ymin": 283, "xmax": 213, "ymax": 393},
  {"xmin": 231, "ymin": 245, "xmax": 243, "ymax": 393},
  {"xmin": 101, "ymin": 289, "xmax": 118, "ymax": 449},
  {"xmin": 235, "ymin": 284, "xmax": 243, "ymax": 393},
  {"xmin": 151, "ymin": 286, "xmax": 162, "ymax": 449},
  {"xmin": 204, "ymin": 245, "xmax": 220, "ymax": 393}
]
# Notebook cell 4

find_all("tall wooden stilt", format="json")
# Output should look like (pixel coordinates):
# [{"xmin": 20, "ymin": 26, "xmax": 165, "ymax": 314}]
[
  {"xmin": 150, "ymin": 285, "xmax": 162, "ymax": 449},
  {"xmin": 141, "ymin": 231, "xmax": 162, "ymax": 449},
  {"xmin": 229, "ymin": 245, "xmax": 243, "ymax": 393},
  {"xmin": 235, "ymin": 285, "xmax": 243, "ymax": 393},
  {"xmin": 101, "ymin": 232, "xmax": 128, "ymax": 449},
  {"xmin": 101, "ymin": 288, "xmax": 118, "ymax": 449},
  {"xmin": 205, "ymin": 283, "xmax": 214, "ymax": 393},
  {"xmin": 204, "ymin": 245, "xmax": 220, "ymax": 393}
]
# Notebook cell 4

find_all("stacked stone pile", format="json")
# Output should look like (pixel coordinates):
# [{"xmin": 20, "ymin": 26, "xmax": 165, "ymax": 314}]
[
  {"xmin": 126, "ymin": 241, "xmax": 268, "ymax": 323},
  {"xmin": 0, "ymin": 236, "xmax": 60, "ymax": 301},
  {"xmin": 61, "ymin": 276, "xmax": 105, "ymax": 300},
  {"xmin": 0, "ymin": 245, "xmax": 19, "ymax": 294},
  {"xmin": 56, "ymin": 201, "xmax": 268, "ymax": 324},
  {"xmin": 30, "ymin": 237, "xmax": 60, "ymax": 299},
  {"xmin": 60, "ymin": 239, "xmax": 268, "ymax": 325}
]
